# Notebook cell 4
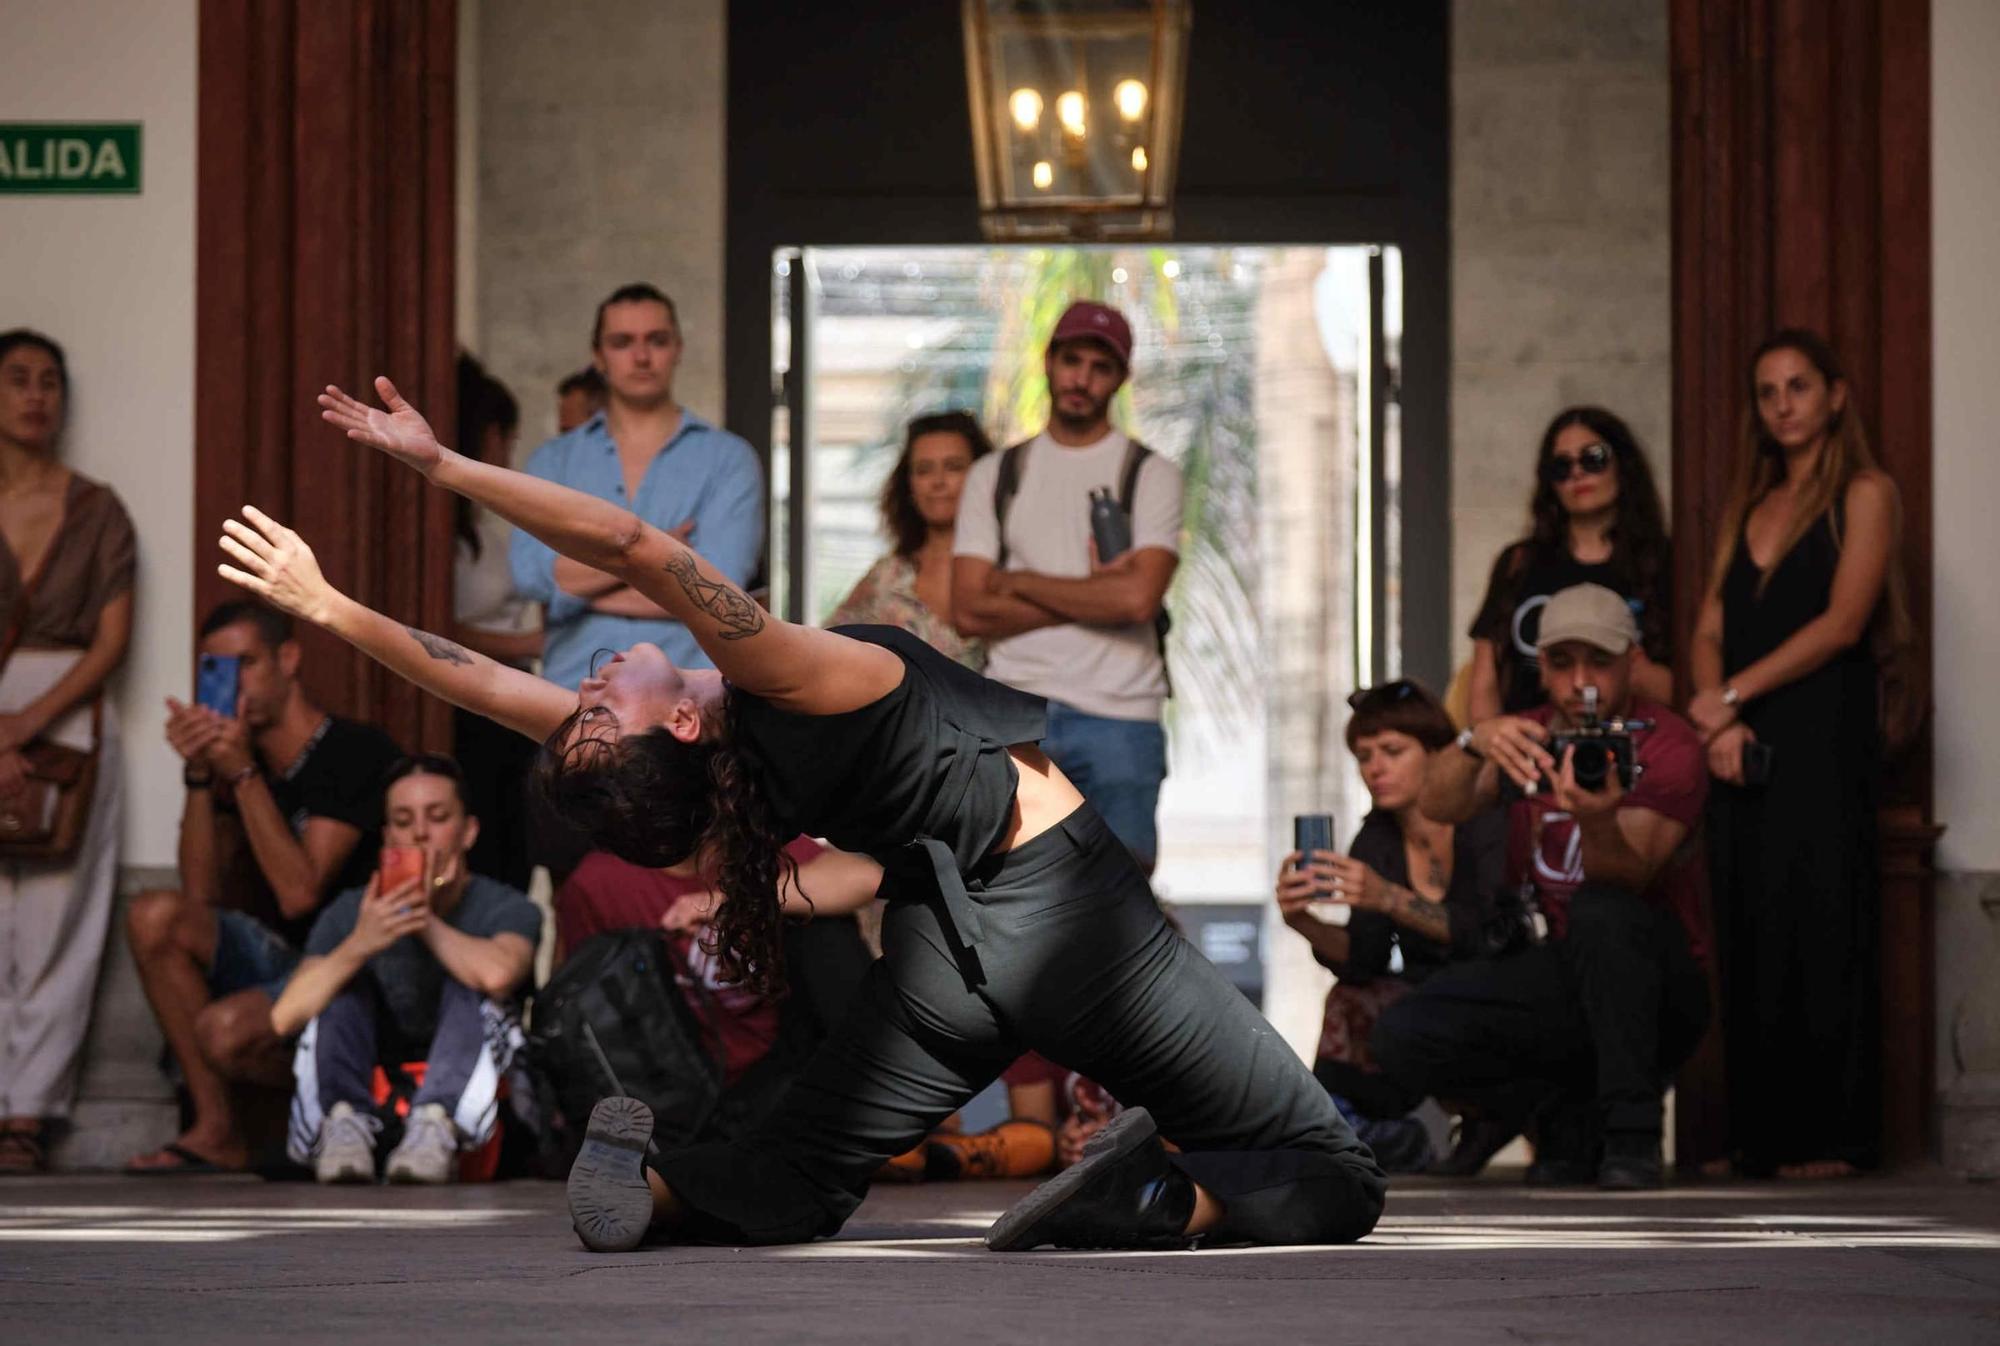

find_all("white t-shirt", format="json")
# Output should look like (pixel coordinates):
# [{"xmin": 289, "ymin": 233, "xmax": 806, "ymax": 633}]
[
  {"xmin": 454, "ymin": 506, "xmax": 537, "ymax": 667},
  {"xmin": 954, "ymin": 429, "xmax": 1184, "ymax": 722}
]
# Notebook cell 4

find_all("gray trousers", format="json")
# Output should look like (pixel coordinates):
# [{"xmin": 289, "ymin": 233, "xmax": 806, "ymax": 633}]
[{"xmin": 657, "ymin": 806, "xmax": 1386, "ymax": 1246}]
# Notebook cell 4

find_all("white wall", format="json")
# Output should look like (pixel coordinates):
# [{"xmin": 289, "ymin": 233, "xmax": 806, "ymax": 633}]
[
  {"xmin": 1933, "ymin": 0, "xmax": 2000, "ymax": 873},
  {"xmin": 1, "ymin": 0, "xmax": 197, "ymax": 869}
]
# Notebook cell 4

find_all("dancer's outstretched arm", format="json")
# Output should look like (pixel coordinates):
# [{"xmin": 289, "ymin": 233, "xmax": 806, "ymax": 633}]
[
  {"xmin": 217, "ymin": 506, "xmax": 576, "ymax": 742},
  {"xmin": 319, "ymin": 378, "xmax": 902, "ymax": 714}
]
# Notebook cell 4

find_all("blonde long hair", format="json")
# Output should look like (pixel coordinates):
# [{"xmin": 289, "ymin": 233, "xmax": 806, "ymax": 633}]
[{"xmin": 1705, "ymin": 329, "xmax": 1921, "ymax": 750}]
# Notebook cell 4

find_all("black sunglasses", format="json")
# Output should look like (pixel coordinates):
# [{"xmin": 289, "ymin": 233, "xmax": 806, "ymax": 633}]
[
  {"xmin": 1541, "ymin": 441, "xmax": 1614, "ymax": 485},
  {"xmin": 1347, "ymin": 679, "xmax": 1419, "ymax": 711}
]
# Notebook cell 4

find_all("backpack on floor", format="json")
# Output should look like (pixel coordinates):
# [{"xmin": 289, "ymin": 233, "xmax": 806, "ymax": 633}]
[{"xmin": 523, "ymin": 928, "xmax": 723, "ymax": 1172}]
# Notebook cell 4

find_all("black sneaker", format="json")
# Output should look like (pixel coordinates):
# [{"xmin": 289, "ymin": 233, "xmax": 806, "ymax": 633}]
[
  {"xmin": 1524, "ymin": 1155, "xmax": 1597, "ymax": 1187},
  {"xmin": 985, "ymin": 1108, "xmax": 1195, "ymax": 1252},
  {"xmin": 1598, "ymin": 1134, "xmax": 1664, "ymax": 1191},
  {"xmin": 567, "ymin": 1096, "xmax": 658, "ymax": 1253},
  {"xmin": 1428, "ymin": 1113, "xmax": 1521, "ymax": 1178}
]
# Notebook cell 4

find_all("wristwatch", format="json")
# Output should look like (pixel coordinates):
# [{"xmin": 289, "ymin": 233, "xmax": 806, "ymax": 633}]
[
  {"xmin": 1454, "ymin": 727, "xmax": 1484, "ymax": 759},
  {"xmin": 1721, "ymin": 685, "xmax": 1741, "ymax": 709},
  {"xmin": 183, "ymin": 766, "xmax": 213, "ymax": 789}
]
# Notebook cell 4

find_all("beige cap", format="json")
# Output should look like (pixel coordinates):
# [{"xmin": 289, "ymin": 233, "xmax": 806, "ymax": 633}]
[{"xmin": 1536, "ymin": 583, "xmax": 1640, "ymax": 654}]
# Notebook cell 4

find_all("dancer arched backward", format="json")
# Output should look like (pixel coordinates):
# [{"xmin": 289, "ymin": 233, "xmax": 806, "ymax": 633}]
[{"xmin": 218, "ymin": 376, "xmax": 1385, "ymax": 1252}]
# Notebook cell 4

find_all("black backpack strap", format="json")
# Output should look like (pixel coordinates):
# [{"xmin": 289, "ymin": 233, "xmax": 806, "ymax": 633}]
[
  {"xmin": 1113, "ymin": 438, "xmax": 1173, "ymax": 696},
  {"xmin": 992, "ymin": 439, "xmax": 1032, "ymax": 570}
]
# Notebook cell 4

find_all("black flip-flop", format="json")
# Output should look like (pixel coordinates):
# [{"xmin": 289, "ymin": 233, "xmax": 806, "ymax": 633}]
[{"xmin": 124, "ymin": 1142, "xmax": 237, "ymax": 1177}]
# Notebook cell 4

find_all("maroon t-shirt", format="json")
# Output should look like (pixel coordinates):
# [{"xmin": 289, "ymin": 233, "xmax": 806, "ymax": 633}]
[
  {"xmin": 555, "ymin": 838, "xmax": 826, "ymax": 1084},
  {"xmin": 1507, "ymin": 701, "xmax": 1709, "ymax": 962}
]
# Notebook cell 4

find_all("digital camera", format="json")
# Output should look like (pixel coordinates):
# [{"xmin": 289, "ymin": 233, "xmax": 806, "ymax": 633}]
[{"xmin": 1545, "ymin": 686, "xmax": 1649, "ymax": 793}]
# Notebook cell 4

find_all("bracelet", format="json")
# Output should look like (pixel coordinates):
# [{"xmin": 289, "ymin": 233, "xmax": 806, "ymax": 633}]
[
  {"xmin": 1455, "ymin": 727, "xmax": 1484, "ymax": 759},
  {"xmin": 1721, "ymin": 685, "xmax": 1741, "ymax": 709},
  {"xmin": 183, "ymin": 767, "xmax": 213, "ymax": 789},
  {"xmin": 223, "ymin": 763, "xmax": 259, "ymax": 786}
]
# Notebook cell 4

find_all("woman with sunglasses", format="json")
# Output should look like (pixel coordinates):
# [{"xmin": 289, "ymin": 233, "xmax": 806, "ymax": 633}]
[
  {"xmin": 1692, "ymin": 330, "xmax": 1911, "ymax": 1180},
  {"xmin": 1275, "ymin": 680, "xmax": 1506, "ymax": 1174},
  {"xmin": 827, "ymin": 411, "xmax": 993, "ymax": 669},
  {"xmin": 1468, "ymin": 407, "xmax": 1673, "ymax": 721},
  {"xmin": 219, "ymin": 376, "xmax": 1385, "ymax": 1254}
]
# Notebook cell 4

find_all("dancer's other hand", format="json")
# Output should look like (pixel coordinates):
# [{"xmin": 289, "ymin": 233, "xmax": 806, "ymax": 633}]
[
  {"xmin": 318, "ymin": 376, "xmax": 445, "ymax": 477},
  {"xmin": 217, "ymin": 506, "xmax": 343, "ymax": 626}
]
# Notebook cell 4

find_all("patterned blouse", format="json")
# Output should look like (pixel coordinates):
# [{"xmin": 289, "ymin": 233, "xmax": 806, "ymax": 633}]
[{"xmin": 826, "ymin": 553, "xmax": 985, "ymax": 671}]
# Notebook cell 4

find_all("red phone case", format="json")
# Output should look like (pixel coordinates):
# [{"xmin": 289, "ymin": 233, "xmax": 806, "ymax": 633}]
[{"xmin": 378, "ymin": 846, "xmax": 425, "ymax": 894}]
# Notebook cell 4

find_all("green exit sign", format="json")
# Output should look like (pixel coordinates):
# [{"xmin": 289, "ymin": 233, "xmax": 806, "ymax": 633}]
[{"xmin": 0, "ymin": 123, "xmax": 142, "ymax": 194}]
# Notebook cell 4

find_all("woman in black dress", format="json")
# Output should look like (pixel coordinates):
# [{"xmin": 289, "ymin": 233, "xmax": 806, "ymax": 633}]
[
  {"xmin": 1690, "ymin": 329, "xmax": 1911, "ymax": 1179},
  {"xmin": 217, "ymin": 376, "xmax": 1384, "ymax": 1253},
  {"xmin": 1468, "ymin": 406, "xmax": 1673, "ymax": 720}
]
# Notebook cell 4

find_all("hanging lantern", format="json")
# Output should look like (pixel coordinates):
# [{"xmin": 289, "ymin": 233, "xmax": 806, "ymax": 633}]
[{"xmin": 962, "ymin": 0, "xmax": 1192, "ymax": 241}]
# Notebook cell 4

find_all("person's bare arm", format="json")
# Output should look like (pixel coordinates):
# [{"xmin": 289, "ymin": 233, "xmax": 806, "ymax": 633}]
[
  {"xmin": 423, "ymin": 924, "xmax": 536, "ymax": 999},
  {"xmin": 219, "ymin": 507, "xmax": 576, "ymax": 742},
  {"xmin": 1276, "ymin": 850, "xmax": 1353, "ymax": 966},
  {"xmin": 788, "ymin": 848, "xmax": 885, "ymax": 918},
  {"xmin": 1008, "ymin": 1080, "xmax": 1060, "ymax": 1127},
  {"xmin": 553, "ymin": 556, "xmax": 626, "ymax": 600},
  {"xmin": 587, "ymin": 585, "xmax": 673, "ymax": 619},
  {"xmin": 996, "ymin": 547, "xmax": 1177, "ymax": 628},
  {"xmin": 951, "ymin": 556, "xmax": 1067, "ymax": 641},
  {"xmin": 1550, "ymin": 749, "xmax": 1690, "ymax": 892},
  {"xmin": 1630, "ymin": 649, "xmax": 1675, "ymax": 706},
  {"xmin": 1690, "ymin": 588, "xmax": 1726, "ymax": 695},
  {"xmin": 1689, "ymin": 473, "xmax": 1898, "ymax": 738},
  {"xmin": 231, "ymin": 790, "xmax": 362, "ymax": 923},
  {"xmin": 0, "ymin": 593, "xmax": 132, "ymax": 758},
  {"xmin": 1418, "ymin": 723, "xmax": 1533, "ymax": 825},
  {"xmin": 1467, "ymin": 637, "xmax": 1503, "ymax": 725},
  {"xmin": 316, "ymin": 379, "xmax": 902, "ymax": 715}
]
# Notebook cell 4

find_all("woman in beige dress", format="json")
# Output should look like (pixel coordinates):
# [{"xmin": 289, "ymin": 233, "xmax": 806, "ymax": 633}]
[{"xmin": 0, "ymin": 329, "xmax": 136, "ymax": 1173}]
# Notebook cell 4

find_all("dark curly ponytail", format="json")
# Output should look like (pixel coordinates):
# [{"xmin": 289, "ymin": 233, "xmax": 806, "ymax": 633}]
[{"xmin": 535, "ymin": 696, "xmax": 798, "ymax": 998}]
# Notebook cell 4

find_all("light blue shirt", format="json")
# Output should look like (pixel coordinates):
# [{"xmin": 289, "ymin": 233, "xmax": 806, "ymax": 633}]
[{"xmin": 509, "ymin": 408, "xmax": 765, "ymax": 689}]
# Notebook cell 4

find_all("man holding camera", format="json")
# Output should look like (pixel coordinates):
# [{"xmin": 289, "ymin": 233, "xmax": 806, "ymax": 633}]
[{"xmin": 1373, "ymin": 583, "xmax": 1710, "ymax": 1189}]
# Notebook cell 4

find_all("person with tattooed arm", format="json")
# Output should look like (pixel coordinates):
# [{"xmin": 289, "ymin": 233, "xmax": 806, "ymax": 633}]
[
  {"xmin": 212, "ymin": 375, "xmax": 1384, "ymax": 1255},
  {"xmin": 123, "ymin": 601, "xmax": 401, "ymax": 1174}
]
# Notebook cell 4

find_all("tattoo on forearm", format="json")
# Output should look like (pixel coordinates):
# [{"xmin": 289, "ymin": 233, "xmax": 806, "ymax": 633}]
[
  {"xmin": 663, "ymin": 552, "xmax": 766, "ymax": 641},
  {"xmin": 404, "ymin": 626, "xmax": 473, "ymax": 666},
  {"xmin": 1382, "ymin": 882, "xmax": 1451, "ymax": 943}
]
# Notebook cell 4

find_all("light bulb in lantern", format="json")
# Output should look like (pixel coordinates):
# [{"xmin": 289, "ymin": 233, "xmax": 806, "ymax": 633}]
[
  {"xmin": 1131, "ymin": 145, "xmax": 1149, "ymax": 172},
  {"xmin": 1009, "ymin": 88, "xmax": 1043, "ymax": 133},
  {"xmin": 1032, "ymin": 160, "xmax": 1054, "ymax": 191},
  {"xmin": 1056, "ymin": 91, "xmax": 1087, "ymax": 138},
  {"xmin": 1114, "ymin": 79, "xmax": 1148, "ymax": 123}
]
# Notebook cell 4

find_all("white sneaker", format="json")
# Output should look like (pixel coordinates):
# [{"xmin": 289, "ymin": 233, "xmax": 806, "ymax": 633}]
[
  {"xmin": 315, "ymin": 1101, "xmax": 381, "ymax": 1184},
  {"xmin": 385, "ymin": 1103, "xmax": 460, "ymax": 1184}
]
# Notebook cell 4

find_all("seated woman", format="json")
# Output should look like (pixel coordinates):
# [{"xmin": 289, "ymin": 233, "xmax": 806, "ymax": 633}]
[
  {"xmin": 271, "ymin": 754, "xmax": 541, "ymax": 1184},
  {"xmin": 1276, "ymin": 680, "xmax": 1506, "ymax": 1175},
  {"xmin": 827, "ymin": 410, "xmax": 992, "ymax": 669},
  {"xmin": 217, "ymin": 375, "xmax": 1384, "ymax": 1254}
]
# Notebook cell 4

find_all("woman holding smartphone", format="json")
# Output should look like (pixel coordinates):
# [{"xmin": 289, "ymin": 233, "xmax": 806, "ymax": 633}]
[
  {"xmin": 1276, "ymin": 680, "xmax": 1506, "ymax": 1174},
  {"xmin": 0, "ymin": 330, "xmax": 137, "ymax": 1175},
  {"xmin": 1691, "ymin": 329, "xmax": 1910, "ymax": 1180},
  {"xmin": 214, "ymin": 375, "xmax": 1384, "ymax": 1254}
]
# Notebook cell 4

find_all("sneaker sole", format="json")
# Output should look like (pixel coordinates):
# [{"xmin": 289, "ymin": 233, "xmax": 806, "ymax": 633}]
[
  {"xmin": 985, "ymin": 1107, "xmax": 1157, "ymax": 1252},
  {"xmin": 568, "ymin": 1096, "xmax": 657, "ymax": 1253},
  {"xmin": 315, "ymin": 1162, "xmax": 374, "ymax": 1185}
]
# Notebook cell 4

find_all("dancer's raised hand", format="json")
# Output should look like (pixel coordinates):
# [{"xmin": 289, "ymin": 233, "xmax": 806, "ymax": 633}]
[
  {"xmin": 217, "ymin": 505, "xmax": 342, "ymax": 626},
  {"xmin": 318, "ymin": 376, "xmax": 444, "ymax": 476}
]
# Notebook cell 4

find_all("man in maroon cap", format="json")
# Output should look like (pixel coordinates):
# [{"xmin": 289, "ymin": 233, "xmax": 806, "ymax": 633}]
[{"xmin": 951, "ymin": 300, "xmax": 1184, "ymax": 873}]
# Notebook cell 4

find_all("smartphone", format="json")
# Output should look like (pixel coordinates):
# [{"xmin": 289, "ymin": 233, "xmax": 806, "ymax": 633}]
[
  {"xmin": 378, "ymin": 845, "xmax": 427, "ymax": 896},
  {"xmin": 196, "ymin": 653, "xmax": 241, "ymax": 717},
  {"xmin": 1293, "ymin": 813, "xmax": 1335, "ymax": 862}
]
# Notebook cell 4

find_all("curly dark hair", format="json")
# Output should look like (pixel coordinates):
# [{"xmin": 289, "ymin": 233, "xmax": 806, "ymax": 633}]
[
  {"xmin": 534, "ymin": 695, "xmax": 799, "ymax": 998},
  {"xmin": 878, "ymin": 411, "xmax": 995, "ymax": 558},
  {"xmin": 1520, "ymin": 405, "xmax": 1673, "ymax": 658}
]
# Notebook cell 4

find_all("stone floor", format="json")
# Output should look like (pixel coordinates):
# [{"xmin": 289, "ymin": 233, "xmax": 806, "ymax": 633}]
[{"xmin": 4, "ymin": 1170, "xmax": 1999, "ymax": 1343}]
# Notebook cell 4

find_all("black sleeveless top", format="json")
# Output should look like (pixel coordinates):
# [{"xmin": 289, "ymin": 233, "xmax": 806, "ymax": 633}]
[{"xmin": 730, "ymin": 625, "xmax": 1049, "ymax": 951}]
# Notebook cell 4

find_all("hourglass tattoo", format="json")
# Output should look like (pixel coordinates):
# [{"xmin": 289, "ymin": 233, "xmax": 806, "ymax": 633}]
[{"xmin": 663, "ymin": 552, "xmax": 766, "ymax": 641}]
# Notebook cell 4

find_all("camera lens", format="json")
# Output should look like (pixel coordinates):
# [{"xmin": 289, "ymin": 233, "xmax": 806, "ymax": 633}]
[{"xmin": 1571, "ymin": 741, "xmax": 1612, "ymax": 791}]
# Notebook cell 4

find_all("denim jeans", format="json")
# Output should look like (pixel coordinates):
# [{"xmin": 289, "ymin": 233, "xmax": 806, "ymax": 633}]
[{"xmin": 1040, "ymin": 701, "xmax": 1167, "ymax": 868}]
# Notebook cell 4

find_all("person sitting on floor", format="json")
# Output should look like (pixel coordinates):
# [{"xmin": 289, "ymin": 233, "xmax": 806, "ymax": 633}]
[
  {"xmin": 273, "ymin": 753, "xmax": 540, "ymax": 1184},
  {"xmin": 1275, "ymin": 679, "xmax": 1507, "ymax": 1174},
  {"xmin": 556, "ymin": 837, "xmax": 881, "ymax": 1125}
]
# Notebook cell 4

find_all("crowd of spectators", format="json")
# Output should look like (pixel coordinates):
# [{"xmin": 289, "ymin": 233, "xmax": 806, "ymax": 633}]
[{"xmin": 0, "ymin": 297, "xmax": 1907, "ymax": 1194}]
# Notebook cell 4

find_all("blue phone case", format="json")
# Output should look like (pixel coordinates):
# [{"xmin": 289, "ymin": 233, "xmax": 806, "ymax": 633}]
[{"xmin": 196, "ymin": 654, "xmax": 241, "ymax": 716}]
